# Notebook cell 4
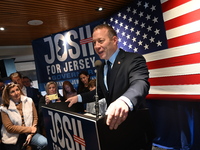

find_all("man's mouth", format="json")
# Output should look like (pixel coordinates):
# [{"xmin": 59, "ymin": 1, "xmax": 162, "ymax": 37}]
[{"xmin": 98, "ymin": 51, "xmax": 104, "ymax": 55}]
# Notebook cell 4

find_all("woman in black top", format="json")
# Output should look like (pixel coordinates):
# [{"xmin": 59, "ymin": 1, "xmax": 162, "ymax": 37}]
[{"xmin": 77, "ymin": 71, "xmax": 91, "ymax": 94}]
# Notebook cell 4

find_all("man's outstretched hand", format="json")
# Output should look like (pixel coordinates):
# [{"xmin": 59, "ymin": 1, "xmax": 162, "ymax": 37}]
[
  {"xmin": 105, "ymin": 100, "xmax": 129, "ymax": 130},
  {"xmin": 65, "ymin": 95, "xmax": 78, "ymax": 107}
]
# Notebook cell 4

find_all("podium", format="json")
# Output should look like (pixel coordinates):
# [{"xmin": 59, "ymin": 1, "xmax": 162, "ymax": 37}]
[{"xmin": 42, "ymin": 102, "xmax": 154, "ymax": 150}]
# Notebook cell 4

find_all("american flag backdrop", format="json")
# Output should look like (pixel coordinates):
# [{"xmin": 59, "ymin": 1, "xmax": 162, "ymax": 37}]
[{"xmin": 104, "ymin": 0, "xmax": 200, "ymax": 101}]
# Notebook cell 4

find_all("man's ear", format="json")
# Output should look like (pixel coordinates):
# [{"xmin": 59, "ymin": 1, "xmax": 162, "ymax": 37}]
[{"xmin": 113, "ymin": 36, "xmax": 118, "ymax": 44}]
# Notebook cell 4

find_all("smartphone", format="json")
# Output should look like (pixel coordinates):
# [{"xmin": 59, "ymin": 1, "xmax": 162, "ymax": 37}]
[
  {"xmin": 48, "ymin": 94, "xmax": 58, "ymax": 100},
  {"xmin": 21, "ymin": 140, "xmax": 28, "ymax": 150}
]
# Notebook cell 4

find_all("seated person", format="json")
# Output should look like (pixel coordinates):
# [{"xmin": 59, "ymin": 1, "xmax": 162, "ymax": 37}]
[
  {"xmin": 38, "ymin": 81, "xmax": 64, "ymax": 135},
  {"xmin": 10, "ymin": 72, "xmax": 41, "ymax": 109},
  {"xmin": 62, "ymin": 81, "xmax": 77, "ymax": 99},
  {"xmin": 1, "ymin": 83, "xmax": 47, "ymax": 150}
]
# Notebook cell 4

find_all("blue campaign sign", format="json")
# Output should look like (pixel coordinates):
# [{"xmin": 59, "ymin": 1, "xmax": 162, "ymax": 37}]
[
  {"xmin": 42, "ymin": 106, "xmax": 101, "ymax": 150},
  {"xmin": 32, "ymin": 20, "xmax": 103, "ymax": 91}
]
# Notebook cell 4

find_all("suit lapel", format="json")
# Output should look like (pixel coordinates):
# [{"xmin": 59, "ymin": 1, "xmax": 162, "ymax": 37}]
[
  {"xmin": 109, "ymin": 49, "xmax": 125, "ymax": 95},
  {"xmin": 98, "ymin": 60, "xmax": 107, "ymax": 92}
]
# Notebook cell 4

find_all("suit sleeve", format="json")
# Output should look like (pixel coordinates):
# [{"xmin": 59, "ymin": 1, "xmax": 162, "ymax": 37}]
[
  {"xmin": 80, "ymin": 90, "xmax": 96, "ymax": 103},
  {"xmin": 122, "ymin": 54, "xmax": 150, "ymax": 109}
]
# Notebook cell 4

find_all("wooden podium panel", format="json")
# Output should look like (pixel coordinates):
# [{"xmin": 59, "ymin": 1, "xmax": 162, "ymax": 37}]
[{"xmin": 42, "ymin": 104, "xmax": 154, "ymax": 150}]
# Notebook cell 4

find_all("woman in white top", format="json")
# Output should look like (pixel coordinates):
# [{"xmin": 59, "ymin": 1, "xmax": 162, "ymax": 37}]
[{"xmin": 1, "ymin": 83, "xmax": 47, "ymax": 150}]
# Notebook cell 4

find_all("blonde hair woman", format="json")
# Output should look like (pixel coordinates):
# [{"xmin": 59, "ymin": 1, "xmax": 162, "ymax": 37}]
[{"xmin": 38, "ymin": 81, "xmax": 64, "ymax": 135}]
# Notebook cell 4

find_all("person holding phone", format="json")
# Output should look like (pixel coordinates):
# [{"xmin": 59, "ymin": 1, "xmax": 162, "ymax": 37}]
[
  {"xmin": 1, "ymin": 83, "xmax": 47, "ymax": 150},
  {"xmin": 38, "ymin": 81, "xmax": 64, "ymax": 135}
]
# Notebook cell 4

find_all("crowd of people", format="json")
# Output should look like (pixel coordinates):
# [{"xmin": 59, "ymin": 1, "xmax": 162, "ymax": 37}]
[
  {"xmin": 0, "ymin": 24, "xmax": 151, "ymax": 150},
  {"xmin": 0, "ymin": 71, "xmax": 101, "ymax": 150}
]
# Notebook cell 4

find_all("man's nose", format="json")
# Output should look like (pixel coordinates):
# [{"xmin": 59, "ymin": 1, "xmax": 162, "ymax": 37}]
[{"xmin": 94, "ymin": 42, "xmax": 101, "ymax": 48}]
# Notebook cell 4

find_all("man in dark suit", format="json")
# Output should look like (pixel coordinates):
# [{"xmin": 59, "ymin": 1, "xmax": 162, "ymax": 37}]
[
  {"xmin": 67, "ymin": 24, "xmax": 150, "ymax": 129},
  {"xmin": 66, "ymin": 24, "xmax": 152, "ymax": 149}
]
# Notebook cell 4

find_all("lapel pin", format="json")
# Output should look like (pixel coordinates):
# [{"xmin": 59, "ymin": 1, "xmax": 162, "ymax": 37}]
[{"xmin": 118, "ymin": 61, "xmax": 121, "ymax": 64}]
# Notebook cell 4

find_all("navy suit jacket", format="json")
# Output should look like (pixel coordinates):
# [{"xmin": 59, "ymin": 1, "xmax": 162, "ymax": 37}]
[
  {"xmin": 81, "ymin": 49, "xmax": 150, "ymax": 109},
  {"xmin": 26, "ymin": 87, "xmax": 41, "ymax": 106}
]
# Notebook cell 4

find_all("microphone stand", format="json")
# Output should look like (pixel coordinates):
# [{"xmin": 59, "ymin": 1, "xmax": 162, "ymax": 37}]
[
  {"xmin": 94, "ymin": 60, "xmax": 102, "ymax": 119},
  {"xmin": 95, "ymin": 70, "xmax": 99, "ymax": 119}
]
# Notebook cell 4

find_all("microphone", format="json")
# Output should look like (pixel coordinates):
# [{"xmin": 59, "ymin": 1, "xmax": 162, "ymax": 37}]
[
  {"xmin": 94, "ymin": 60, "xmax": 102, "ymax": 118},
  {"xmin": 95, "ymin": 60, "xmax": 102, "ymax": 68}
]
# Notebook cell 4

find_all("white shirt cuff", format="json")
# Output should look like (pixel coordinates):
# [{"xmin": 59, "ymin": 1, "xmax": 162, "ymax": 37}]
[
  {"xmin": 77, "ymin": 94, "xmax": 82, "ymax": 102},
  {"xmin": 118, "ymin": 96, "xmax": 134, "ymax": 111}
]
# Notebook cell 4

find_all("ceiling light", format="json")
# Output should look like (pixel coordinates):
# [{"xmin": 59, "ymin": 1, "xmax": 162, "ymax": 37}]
[
  {"xmin": 28, "ymin": 20, "xmax": 43, "ymax": 25},
  {"xmin": 96, "ymin": 7, "xmax": 104, "ymax": 11},
  {"xmin": 0, "ymin": 27, "xmax": 5, "ymax": 31}
]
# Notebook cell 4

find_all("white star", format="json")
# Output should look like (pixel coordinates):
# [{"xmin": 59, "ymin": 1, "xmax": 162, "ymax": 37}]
[
  {"xmin": 116, "ymin": 28, "xmax": 120, "ymax": 33},
  {"xmin": 156, "ymin": 41, "xmax": 162, "ymax": 46},
  {"xmin": 137, "ymin": 1, "xmax": 142, "ymax": 7},
  {"xmin": 136, "ymin": 30, "xmax": 140, "ymax": 36},
  {"xmin": 127, "ymin": 7, "xmax": 131, "ymax": 12},
  {"xmin": 118, "ymin": 38, "xmax": 122, "ymax": 42},
  {"xmin": 132, "ymin": 9, "xmax": 137, "ymax": 14},
  {"xmin": 146, "ymin": 15, "xmax": 151, "ymax": 20},
  {"xmin": 139, "ymin": 12, "xmax": 144, "ymax": 17},
  {"xmin": 147, "ymin": 26, "xmax": 152, "ymax": 31},
  {"xmin": 142, "ymin": 33, "xmax": 147, "ymax": 39},
  {"xmin": 154, "ymin": 29, "xmax": 160, "ymax": 35},
  {"xmin": 124, "ymin": 25, "xmax": 129, "ymax": 30},
  {"xmin": 138, "ymin": 40, "xmax": 143, "ymax": 46},
  {"xmin": 128, "ymin": 44, "xmax": 132, "ymax": 49},
  {"xmin": 126, "ymin": 34, "xmax": 130, "ymax": 39},
  {"xmin": 152, "ymin": 17, "xmax": 158, "ymax": 23},
  {"xmin": 140, "ymin": 22, "xmax": 145, "ymax": 28},
  {"xmin": 115, "ymin": 19, "xmax": 119, "ymax": 24},
  {"xmin": 134, "ymin": 20, "xmax": 139, "ymax": 25},
  {"xmin": 122, "ymin": 32, "xmax": 126, "ymax": 36},
  {"xmin": 151, "ymin": 5, "xmax": 156, "ymax": 11},
  {"xmin": 149, "ymin": 37, "xmax": 155, "ymax": 43},
  {"xmin": 119, "ymin": 22, "xmax": 123, "ymax": 27},
  {"xmin": 110, "ymin": 17, "xmax": 114, "ymax": 22},
  {"xmin": 123, "ymin": 15, "xmax": 127, "ymax": 20},
  {"xmin": 118, "ymin": 13, "xmax": 121, "ymax": 17},
  {"xmin": 134, "ymin": 47, "xmax": 138, "ymax": 52},
  {"xmin": 144, "ymin": 2, "xmax": 149, "ymax": 8},
  {"xmin": 123, "ymin": 41, "xmax": 127, "ymax": 46},
  {"xmin": 132, "ymin": 37, "xmax": 137, "ymax": 42},
  {"xmin": 130, "ymin": 27, "xmax": 134, "ymax": 32},
  {"xmin": 128, "ymin": 17, "xmax": 133, "ymax": 23},
  {"xmin": 144, "ymin": 44, "xmax": 149, "ymax": 50}
]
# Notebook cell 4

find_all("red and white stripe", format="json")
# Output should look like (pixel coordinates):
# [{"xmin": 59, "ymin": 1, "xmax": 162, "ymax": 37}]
[
  {"xmin": 145, "ymin": 0, "xmax": 200, "ymax": 100},
  {"xmin": 73, "ymin": 134, "xmax": 86, "ymax": 147},
  {"xmin": 80, "ymin": 37, "xmax": 93, "ymax": 45}
]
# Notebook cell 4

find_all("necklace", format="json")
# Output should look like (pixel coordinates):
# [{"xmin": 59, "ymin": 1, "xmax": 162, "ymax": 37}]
[{"xmin": 15, "ymin": 101, "xmax": 21, "ymax": 106}]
